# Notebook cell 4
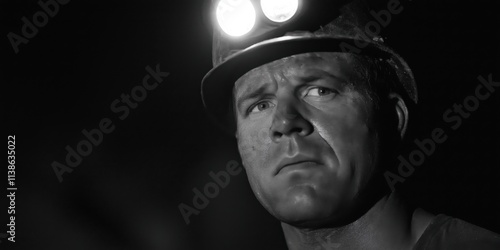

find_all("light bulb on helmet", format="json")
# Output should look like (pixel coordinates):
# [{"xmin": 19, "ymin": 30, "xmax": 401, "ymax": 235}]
[
  {"xmin": 260, "ymin": 0, "xmax": 299, "ymax": 23},
  {"xmin": 216, "ymin": 0, "xmax": 256, "ymax": 37}
]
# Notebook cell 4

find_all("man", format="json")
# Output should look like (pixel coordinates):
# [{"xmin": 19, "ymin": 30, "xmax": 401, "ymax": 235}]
[{"xmin": 201, "ymin": 0, "xmax": 500, "ymax": 249}]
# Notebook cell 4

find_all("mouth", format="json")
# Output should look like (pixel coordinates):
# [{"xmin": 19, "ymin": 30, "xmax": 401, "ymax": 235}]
[{"xmin": 275, "ymin": 157, "xmax": 321, "ymax": 176}]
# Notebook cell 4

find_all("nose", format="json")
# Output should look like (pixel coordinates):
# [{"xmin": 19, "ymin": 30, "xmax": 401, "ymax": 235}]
[{"xmin": 270, "ymin": 99, "xmax": 313, "ymax": 142}]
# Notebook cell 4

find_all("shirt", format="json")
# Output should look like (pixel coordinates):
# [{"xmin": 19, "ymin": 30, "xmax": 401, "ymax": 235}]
[{"xmin": 414, "ymin": 214, "xmax": 500, "ymax": 250}]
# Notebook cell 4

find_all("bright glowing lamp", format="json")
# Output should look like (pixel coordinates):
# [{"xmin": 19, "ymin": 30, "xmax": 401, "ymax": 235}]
[
  {"xmin": 216, "ymin": 0, "xmax": 256, "ymax": 37},
  {"xmin": 260, "ymin": 0, "xmax": 299, "ymax": 23}
]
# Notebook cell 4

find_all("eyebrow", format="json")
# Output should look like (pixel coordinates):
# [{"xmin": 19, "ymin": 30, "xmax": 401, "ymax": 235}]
[
  {"xmin": 297, "ymin": 69, "xmax": 345, "ymax": 83},
  {"xmin": 233, "ymin": 69, "xmax": 348, "ymax": 112},
  {"xmin": 235, "ymin": 84, "xmax": 271, "ymax": 112}
]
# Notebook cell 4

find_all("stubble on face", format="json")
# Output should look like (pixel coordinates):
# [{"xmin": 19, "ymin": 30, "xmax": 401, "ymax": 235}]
[{"xmin": 233, "ymin": 52, "xmax": 381, "ymax": 227}]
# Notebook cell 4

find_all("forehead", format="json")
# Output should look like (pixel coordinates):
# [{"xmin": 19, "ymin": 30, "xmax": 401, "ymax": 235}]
[{"xmin": 234, "ymin": 52, "xmax": 357, "ymax": 97}]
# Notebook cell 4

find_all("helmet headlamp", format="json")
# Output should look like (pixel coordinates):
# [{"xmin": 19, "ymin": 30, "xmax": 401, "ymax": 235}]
[
  {"xmin": 216, "ymin": 0, "xmax": 257, "ymax": 37},
  {"xmin": 260, "ymin": 0, "xmax": 299, "ymax": 23},
  {"xmin": 215, "ymin": 0, "xmax": 306, "ymax": 38}
]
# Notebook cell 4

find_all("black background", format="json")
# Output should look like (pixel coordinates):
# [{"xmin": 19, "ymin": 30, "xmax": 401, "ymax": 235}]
[{"xmin": 2, "ymin": 0, "xmax": 499, "ymax": 249}]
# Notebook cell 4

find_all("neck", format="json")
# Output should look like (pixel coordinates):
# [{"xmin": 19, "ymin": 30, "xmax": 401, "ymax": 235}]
[{"xmin": 281, "ymin": 192, "xmax": 432, "ymax": 250}]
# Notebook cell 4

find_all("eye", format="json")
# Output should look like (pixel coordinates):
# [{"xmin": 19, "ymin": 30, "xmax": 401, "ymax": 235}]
[
  {"xmin": 305, "ymin": 87, "xmax": 335, "ymax": 97},
  {"xmin": 249, "ymin": 101, "xmax": 275, "ymax": 113}
]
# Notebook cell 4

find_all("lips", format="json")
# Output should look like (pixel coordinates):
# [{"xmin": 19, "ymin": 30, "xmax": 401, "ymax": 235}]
[{"xmin": 275, "ymin": 155, "xmax": 321, "ymax": 176}]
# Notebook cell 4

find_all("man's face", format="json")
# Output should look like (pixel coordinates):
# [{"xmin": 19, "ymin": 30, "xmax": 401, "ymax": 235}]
[{"xmin": 234, "ymin": 52, "xmax": 382, "ymax": 227}]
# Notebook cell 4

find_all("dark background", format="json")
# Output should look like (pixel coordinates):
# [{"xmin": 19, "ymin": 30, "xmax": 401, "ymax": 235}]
[{"xmin": 2, "ymin": 0, "xmax": 499, "ymax": 249}]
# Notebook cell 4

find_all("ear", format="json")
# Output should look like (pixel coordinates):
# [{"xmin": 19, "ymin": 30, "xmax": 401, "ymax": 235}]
[{"xmin": 388, "ymin": 92, "xmax": 409, "ymax": 139}]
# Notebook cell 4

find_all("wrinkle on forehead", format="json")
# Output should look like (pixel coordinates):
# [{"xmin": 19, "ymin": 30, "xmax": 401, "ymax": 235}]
[
  {"xmin": 278, "ymin": 52, "xmax": 351, "ymax": 70},
  {"xmin": 234, "ymin": 52, "xmax": 354, "ymax": 100}
]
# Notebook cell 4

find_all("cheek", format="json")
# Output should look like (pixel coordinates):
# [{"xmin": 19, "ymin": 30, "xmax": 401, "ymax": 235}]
[
  {"xmin": 313, "ymin": 100, "xmax": 377, "ymax": 185},
  {"xmin": 236, "ymin": 121, "xmax": 273, "ymax": 186},
  {"xmin": 236, "ymin": 123, "xmax": 282, "ymax": 208},
  {"xmin": 237, "ymin": 124, "xmax": 270, "ymax": 163}
]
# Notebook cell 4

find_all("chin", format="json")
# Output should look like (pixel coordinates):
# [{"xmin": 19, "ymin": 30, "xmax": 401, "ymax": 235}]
[
  {"xmin": 276, "ymin": 206, "xmax": 335, "ymax": 228},
  {"xmin": 271, "ymin": 189, "xmax": 343, "ymax": 228}
]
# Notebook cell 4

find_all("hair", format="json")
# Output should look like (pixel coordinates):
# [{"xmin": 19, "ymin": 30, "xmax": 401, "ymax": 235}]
[{"xmin": 347, "ymin": 54, "xmax": 409, "ymax": 112}]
